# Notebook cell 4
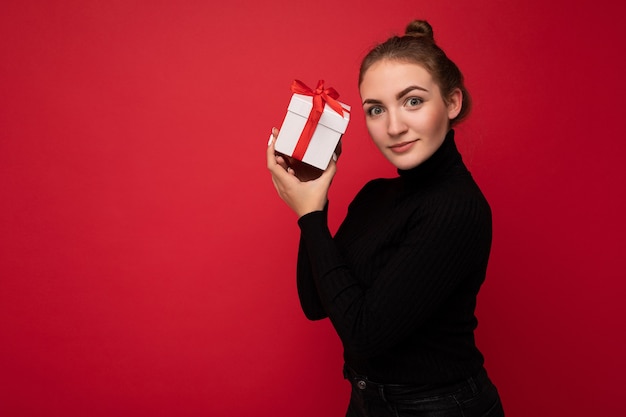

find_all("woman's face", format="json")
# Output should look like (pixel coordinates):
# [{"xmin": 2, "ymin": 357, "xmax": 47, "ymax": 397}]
[{"xmin": 359, "ymin": 60, "xmax": 461, "ymax": 170}]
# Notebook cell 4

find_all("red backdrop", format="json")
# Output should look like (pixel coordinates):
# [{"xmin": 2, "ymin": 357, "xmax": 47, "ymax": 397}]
[{"xmin": 1, "ymin": 1, "xmax": 625, "ymax": 416}]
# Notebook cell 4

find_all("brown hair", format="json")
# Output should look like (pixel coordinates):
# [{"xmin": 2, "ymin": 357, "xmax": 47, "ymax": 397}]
[{"xmin": 359, "ymin": 20, "xmax": 471, "ymax": 126}]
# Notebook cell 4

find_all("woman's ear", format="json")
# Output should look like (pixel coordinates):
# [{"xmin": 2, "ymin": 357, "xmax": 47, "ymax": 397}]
[{"xmin": 447, "ymin": 88, "xmax": 462, "ymax": 120}]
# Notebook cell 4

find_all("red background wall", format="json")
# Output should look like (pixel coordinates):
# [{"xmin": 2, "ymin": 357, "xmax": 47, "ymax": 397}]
[{"xmin": 1, "ymin": 1, "xmax": 624, "ymax": 416}]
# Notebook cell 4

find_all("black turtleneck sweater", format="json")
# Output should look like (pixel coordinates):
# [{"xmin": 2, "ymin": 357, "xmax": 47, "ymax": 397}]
[{"xmin": 296, "ymin": 130, "xmax": 492, "ymax": 385}]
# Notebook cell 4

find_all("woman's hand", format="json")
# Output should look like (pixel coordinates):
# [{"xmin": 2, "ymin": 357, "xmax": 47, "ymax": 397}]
[{"xmin": 266, "ymin": 127, "xmax": 338, "ymax": 218}]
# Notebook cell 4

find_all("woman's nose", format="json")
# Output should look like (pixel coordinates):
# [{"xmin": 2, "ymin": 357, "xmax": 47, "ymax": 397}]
[{"xmin": 387, "ymin": 110, "xmax": 408, "ymax": 137}]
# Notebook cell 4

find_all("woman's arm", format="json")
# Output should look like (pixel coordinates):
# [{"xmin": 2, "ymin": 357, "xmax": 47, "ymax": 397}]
[
  {"xmin": 296, "ymin": 230, "xmax": 328, "ymax": 320},
  {"xmin": 267, "ymin": 128, "xmax": 336, "ymax": 319}
]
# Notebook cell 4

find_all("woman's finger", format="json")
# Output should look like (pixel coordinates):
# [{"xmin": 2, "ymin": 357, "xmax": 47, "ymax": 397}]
[
  {"xmin": 316, "ymin": 157, "xmax": 337, "ymax": 188},
  {"xmin": 266, "ymin": 130, "xmax": 280, "ymax": 170}
]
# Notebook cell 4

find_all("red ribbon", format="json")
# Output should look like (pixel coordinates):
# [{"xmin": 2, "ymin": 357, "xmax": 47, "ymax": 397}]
[{"xmin": 290, "ymin": 80, "xmax": 347, "ymax": 161}]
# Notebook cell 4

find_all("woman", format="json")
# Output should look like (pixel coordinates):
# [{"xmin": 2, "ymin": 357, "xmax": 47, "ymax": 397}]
[{"xmin": 267, "ymin": 20, "xmax": 504, "ymax": 417}]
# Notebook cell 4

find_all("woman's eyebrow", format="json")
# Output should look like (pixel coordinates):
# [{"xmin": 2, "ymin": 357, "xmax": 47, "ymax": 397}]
[
  {"xmin": 362, "ymin": 85, "xmax": 429, "ymax": 106},
  {"xmin": 362, "ymin": 98, "xmax": 382, "ymax": 106},
  {"xmin": 396, "ymin": 85, "xmax": 428, "ymax": 99}
]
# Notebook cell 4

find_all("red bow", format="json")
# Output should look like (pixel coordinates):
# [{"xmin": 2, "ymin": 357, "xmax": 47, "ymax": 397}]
[{"xmin": 290, "ymin": 80, "xmax": 347, "ymax": 161}]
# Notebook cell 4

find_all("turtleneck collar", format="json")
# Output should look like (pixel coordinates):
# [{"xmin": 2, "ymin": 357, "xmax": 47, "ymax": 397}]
[{"xmin": 397, "ymin": 129, "xmax": 464, "ymax": 184}]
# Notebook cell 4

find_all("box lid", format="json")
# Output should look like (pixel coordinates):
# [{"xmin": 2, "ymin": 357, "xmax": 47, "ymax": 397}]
[{"xmin": 287, "ymin": 93, "xmax": 350, "ymax": 133}]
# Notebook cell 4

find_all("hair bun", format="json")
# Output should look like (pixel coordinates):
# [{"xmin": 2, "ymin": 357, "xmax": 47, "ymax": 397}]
[{"xmin": 404, "ymin": 20, "xmax": 434, "ymax": 41}]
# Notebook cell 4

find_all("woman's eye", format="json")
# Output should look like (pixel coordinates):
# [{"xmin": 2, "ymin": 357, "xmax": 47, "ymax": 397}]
[
  {"xmin": 367, "ymin": 106, "xmax": 384, "ymax": 116},
  {"xmin": 406, "ymin": 97, "xmax": 423, "ymax": 107}
]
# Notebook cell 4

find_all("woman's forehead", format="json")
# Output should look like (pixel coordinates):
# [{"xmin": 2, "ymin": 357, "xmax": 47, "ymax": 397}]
[{"xmin": 360, "ymin": 61, "xmax": 438, "ymax": 97}]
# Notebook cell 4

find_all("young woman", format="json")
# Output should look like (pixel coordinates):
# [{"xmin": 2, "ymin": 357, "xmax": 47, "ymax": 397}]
[{"xmin": 267, "ymin": 20, "xmax": 504, "ymax": 417}]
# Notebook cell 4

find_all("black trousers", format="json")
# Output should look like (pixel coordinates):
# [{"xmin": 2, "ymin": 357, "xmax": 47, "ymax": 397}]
[{"xmin": 344, "ymin": 366, "xmax": 504, "ymax": 417}]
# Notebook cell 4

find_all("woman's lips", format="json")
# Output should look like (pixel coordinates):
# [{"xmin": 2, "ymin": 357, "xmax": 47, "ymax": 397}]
[{"xmin": 389, "ymin": 140, "xmax": 418, "ymax": 154}]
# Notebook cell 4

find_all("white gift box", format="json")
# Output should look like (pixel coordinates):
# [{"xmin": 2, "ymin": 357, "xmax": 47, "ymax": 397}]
[{"xmin": 275, "ymin": 93, "xmax": 350, "ymax": 170}]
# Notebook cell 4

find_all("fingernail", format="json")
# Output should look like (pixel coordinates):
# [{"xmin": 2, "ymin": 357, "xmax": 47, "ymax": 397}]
[
  {"xmin": 268, "ymin": 133, "xmax": 273, "ymax": 146},
  {"xmin": 332, "ymin": 152, "xmax": 338, "ymax": 162}
]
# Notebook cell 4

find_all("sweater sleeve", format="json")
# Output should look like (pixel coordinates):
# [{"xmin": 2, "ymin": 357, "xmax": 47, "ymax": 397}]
[
  {"xmin": 296, "ymin": 211, "xmax": 328, "ymax": 320},
  {"xmin": 298, "ymin": 190, "xmax": 492, "ymax": 358}
]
